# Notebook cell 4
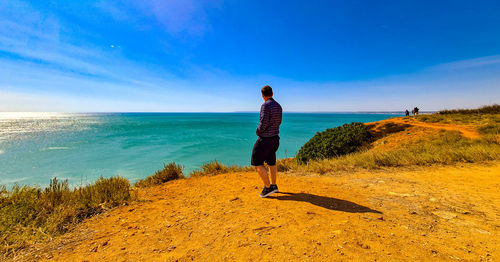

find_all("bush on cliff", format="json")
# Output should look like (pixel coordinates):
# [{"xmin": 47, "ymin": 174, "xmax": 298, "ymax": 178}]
[
  {"xmin": 296, "ymin": 122, "xmax": 372, "ymax": 163},
  {"xmin": 134, "ymin": 162, "xmax": 184, "ymax": 187},
  {"xmin": 0, "ymin": 176, "xmax": 131, "ymax": 255},
  {"xmin": 190, "ymin": 160, "xmax": 253, "ymax": 177}
]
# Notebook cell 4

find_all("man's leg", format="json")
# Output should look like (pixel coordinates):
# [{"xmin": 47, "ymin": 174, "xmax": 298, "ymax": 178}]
[
  {"xmin": 256, "ymin": 165, "xmax": 271, "ymax": 188},
  {"xmin": 269, "ymin": 165, "xmax": 277, "ymax": 185}
]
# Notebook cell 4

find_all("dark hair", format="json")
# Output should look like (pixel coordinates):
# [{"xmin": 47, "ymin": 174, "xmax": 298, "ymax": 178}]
[{"xmin": 261, "ymin": 85, "xmax": 273, "ymax": 97}]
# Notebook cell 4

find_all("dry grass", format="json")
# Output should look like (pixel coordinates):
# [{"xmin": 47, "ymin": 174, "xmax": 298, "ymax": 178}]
[
  {"xmin": 189, "ymin": 160, "xmax": 253, "ymax": 177},
  {"xmin": 188, "ymin": 159, "xmax": 296, "ymax": 177},
  {"xmin": 134, "ymin": 162, "xmax": 184, "ymax": 187},
  {"xmin": 0, "ymin": 177, "xmax": 131, "ymax": 256},
  {"xmin": 438, "ymin": 104, "xmax": 500, "ymax": 114},
  {"xmin": 416, "ymin": 113, "xmax": 499, "ymax": 125},
  {"xmin": 479, "ymin": 124, "xmax": 500, "ymax": 135},
  {"xmin": 415, "ymin": 105, "xmax": 500, "ymax": 125}
]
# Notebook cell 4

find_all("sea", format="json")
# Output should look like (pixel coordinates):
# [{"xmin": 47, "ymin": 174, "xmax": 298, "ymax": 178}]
[{"xmin": 0, "ymin": 112, "xmax": 401, "ymax": 187}]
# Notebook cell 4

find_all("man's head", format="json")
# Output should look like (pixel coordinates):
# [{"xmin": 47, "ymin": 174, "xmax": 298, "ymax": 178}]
[{"xmin": 261, "ymin": 85, "xmax": 273, "ymax": 100}]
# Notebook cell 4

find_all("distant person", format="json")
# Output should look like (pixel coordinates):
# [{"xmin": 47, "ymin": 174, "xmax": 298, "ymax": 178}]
[
  {"xmin": 412, "ymin": 108, "xmax": 415, "ymax": 116},
  {"xmin": 405, "ymin": 109, "xmax": 410, "ymax": 117},
  {"xmin": 414, "ymin": 107, "xmax": 419, "ymax": 115},
  {"xmin": 252, "ymin": 85, "xmax": 283, "ymax": 198}
]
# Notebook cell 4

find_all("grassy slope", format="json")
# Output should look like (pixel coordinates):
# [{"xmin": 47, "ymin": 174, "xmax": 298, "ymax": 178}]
[
  {"xmin": 0, "ymin": 177, "xmax": 131, "ymax": 255},
  {"xmin": 286, "ymin": 111, "xmax": 500, "ymax": 175}
]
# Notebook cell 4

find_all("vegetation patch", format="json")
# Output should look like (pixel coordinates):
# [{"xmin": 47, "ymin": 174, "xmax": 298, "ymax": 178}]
[
  {"xmin": 189, "ymin": 160, "xmax": 253, "ymax": 177},
  {"xmin": 134, "ymin": 162, "xmax": 184, "ymax": 187},
  {"xmin": 416, "ymin": 105, "xmax": 500, "ymax": 125},
  {"xmin": 295, "ymin": 129, "xmax": 500, "ymax": 174},
  {"xmin": 438, "ymin": 104, "xmax": 500, "ymax": 115},
  {"xmin": 274, "ymin": 158, "xmax": 297, "ymax": 172},
  {"xmin": 296, "ymin": 122, "xmax": 372, "ymax": 163},
  {"xmin": 293, "ymin": 106, "xmax": 500, "ymax": 174},
  {"xmin": 0, "ymin": 176, "xmax": 131, "ymax": 256},
  {"xmin": 479, "ymin": 124, "xmax": 500, "ymax": 135}
]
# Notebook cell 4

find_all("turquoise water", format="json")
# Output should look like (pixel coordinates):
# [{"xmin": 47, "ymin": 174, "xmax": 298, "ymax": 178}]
[{"xmin": 0, "ymin": 112, "xmax": 400, "ymax": 186}]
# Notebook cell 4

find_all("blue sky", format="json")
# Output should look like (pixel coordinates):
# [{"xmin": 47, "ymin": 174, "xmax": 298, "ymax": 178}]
[{"xmin": 0, "ymin": 0, "xmax": 499, "ymax": 112}]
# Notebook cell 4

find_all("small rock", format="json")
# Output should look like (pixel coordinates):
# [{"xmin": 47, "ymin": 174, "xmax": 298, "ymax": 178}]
[
  {"xmin": 389, "ymin": 192, "xmax": 411, "ymax": 197},
  {"xmin": 332, "ymin": 230, "xmax": 342, "ymax": 235},
  {"xmin": 475, "ymin": 229, "xmax": 491, "ymax": 235},
  {"xmin": 432, "ymin": 211, "xmax": 458, "ymax": 220}
]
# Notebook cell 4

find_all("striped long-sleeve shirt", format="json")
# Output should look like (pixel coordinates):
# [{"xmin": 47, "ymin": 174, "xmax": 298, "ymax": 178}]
[{"xmin": 256, "ymin": 98, "xmax": 282, "ymax": 137}]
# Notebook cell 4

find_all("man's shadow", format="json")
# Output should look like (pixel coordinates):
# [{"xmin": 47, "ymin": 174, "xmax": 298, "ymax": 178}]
[{"xmin": 267, "ymin": 192, "xmax": 382, "ymax": 214}]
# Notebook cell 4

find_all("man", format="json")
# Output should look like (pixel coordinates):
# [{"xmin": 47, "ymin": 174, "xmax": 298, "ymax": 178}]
[{"xmin": 251, "ymin": 85, "xmax": 283, "ymax": 198}]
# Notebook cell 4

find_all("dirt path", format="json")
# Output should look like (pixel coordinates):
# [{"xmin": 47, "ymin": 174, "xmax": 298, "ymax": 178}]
[
  {"xmin": 16, "ymin": 162, "xmax": 500, "ymax": 261},
  {"xmin": 388, "ymin": 118, "xmax": 481, "ymax": 138}
]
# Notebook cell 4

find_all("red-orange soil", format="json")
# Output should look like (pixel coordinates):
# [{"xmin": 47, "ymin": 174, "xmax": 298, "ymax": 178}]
[{"xmin": 14, "ymin": 162, "xmax": 500, "ymax": 261}]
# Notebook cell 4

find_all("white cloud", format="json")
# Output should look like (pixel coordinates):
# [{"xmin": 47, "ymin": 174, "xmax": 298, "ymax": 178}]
[
  {"xmin": 96, "ymin": 0, "xmax": 217, "ymax": 36},
  {"xmin": 2, "ymin": 51, "xmax": 499, "ymax": 112},
  {"xmin": 427, "ymin": 55, "xmax": 500, "ymax": 71}
]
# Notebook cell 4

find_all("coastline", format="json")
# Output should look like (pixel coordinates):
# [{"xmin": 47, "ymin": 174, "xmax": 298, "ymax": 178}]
[{"xmin": 0, "ymin": 112, "xmax": 401, "ymax": 187}]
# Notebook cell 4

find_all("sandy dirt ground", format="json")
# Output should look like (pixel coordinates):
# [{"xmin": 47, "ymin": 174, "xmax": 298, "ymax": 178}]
[{"xmin": 13, "ymin": 162, "xmax": 500, "ymax": 261}]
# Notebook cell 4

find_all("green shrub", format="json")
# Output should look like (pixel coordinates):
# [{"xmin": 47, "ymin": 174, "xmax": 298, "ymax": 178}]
[
  {"xmin": 296, "ymin": 122, "xmax": 372, "ymax": 163},
  {"xmin": 134, "ymin": 162, "xmax": 184, "ymax": 187}
]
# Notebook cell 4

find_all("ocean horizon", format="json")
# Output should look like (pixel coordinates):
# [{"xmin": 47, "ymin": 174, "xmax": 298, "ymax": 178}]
[{"xmin": 0, "ymin": 112, "xmax": 402, "ymax": 187}]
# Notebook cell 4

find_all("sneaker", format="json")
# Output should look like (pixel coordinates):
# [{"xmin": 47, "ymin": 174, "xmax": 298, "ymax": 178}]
[
  {"xmin": 259, "ymin": 186, "xmax": 275, "ymax": 198},
  {"xmin": 270, "ymin": 184, "xmax": 279, "ymax": 193}
]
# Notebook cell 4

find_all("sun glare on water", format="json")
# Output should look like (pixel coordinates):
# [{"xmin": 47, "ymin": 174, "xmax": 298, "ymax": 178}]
[{"xmin": 0, "ymin": 112, "xmax": 70, "ymax": 120}]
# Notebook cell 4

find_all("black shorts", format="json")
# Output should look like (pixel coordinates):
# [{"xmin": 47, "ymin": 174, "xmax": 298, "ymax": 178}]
[{"xmin": 251, "ymin": 136, "xmax": 280, "ymax": 166}]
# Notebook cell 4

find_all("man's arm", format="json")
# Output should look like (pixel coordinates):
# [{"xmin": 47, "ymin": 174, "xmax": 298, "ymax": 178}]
[{"xmin": 256, "ymin": 104, "xmax": 270, "ymax": 136}]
